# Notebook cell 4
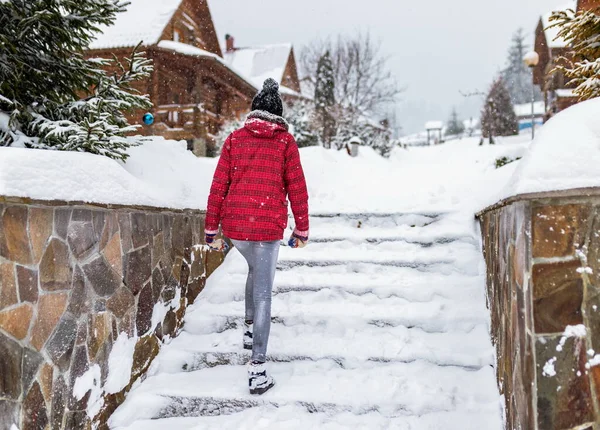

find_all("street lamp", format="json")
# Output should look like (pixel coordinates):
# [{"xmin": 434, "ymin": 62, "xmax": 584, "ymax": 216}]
[{"xmin": 523, "ymin": 51, "xmax": 540, "ymax": 140}]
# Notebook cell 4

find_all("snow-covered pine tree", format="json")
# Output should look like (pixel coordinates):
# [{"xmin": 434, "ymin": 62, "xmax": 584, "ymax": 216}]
[
  {"xmin": 215, "ymin": 117, "xmax": 243, "ymax": 155},
  {"xmin": 286, "ymin": 101, "xmax": 320, "ymax": 148},
  {"xmin": 550, "ymin": 6, "xmax": 600, "ymax": 100},
  {"xmin": 502, "ymin": 28, "xmax": 542, "ymax": 104},
  {"xmin": 446, "ymin": 107, "xmax": 465, "ymax": 136},
  {"xmin": 314, "ymin": 51, "xmax": 336, "ymax": 148},
  {"xmin": 480, "ymin": 77, "xmax": 518, "ymax": 144},
  {"xmin": 0, "ymin": 0, "xmax": 152, "ymax": 161}
]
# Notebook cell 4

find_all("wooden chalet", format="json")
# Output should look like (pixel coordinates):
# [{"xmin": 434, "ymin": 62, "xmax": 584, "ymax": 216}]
[
  {"xmin": 222, "ymin": 35, "xmax": 305, "ymax": 103},
  {"xmin": 86, "ymin": 0, "xmax": 258, "ymax": 156},
  {"xmin": 533, "ymin": 0, "xmax": 600, "ymax": 118}
]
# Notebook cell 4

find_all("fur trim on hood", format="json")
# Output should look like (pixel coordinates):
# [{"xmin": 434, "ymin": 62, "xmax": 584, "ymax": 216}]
[{"xmin": 247, "ymin": 110, "xmax": 289, "ymax": 131}]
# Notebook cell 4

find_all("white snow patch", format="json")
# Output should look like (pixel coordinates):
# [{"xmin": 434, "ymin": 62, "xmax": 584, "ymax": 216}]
[
  {"xmin": 73, "ymin": 364, "xmax": 104, "ymax": 418},
  {"xmin": 0, "ymin": 137, "xmax": 215, "ymax": 209},
  {"xmin": 543, "ymin": 357, "xmax": 557, "ymax": 377},
  {"xmin": 589, "ymin": 355, "xmax": 600, "ymax": 368},
  {"xmin": 556, "ymin": 324, "xmax": 587, "ymax": 352},
  {"xmin": 105, "ymin": 333, "xmax": 138, "ymax": 394},
  {"xmin": 500, "ymin": 98, "xmax": 600, "ymax": 201}
]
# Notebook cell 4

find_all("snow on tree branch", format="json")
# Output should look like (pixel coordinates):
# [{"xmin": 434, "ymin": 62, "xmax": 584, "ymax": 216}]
[{"xmin": 550, "ymin": 6, "xmax": 600, "ymax": 101}]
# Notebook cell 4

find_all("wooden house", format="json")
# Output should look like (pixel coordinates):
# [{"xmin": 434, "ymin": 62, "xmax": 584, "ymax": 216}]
[
  {"xmin": 222, "ymin": 35, "xmax": 304, "ymax": 103},
  {"xmin": 533, "ymin": 0, "xmax": 600, "ymax": 118},
  {"xmin": 86, "ymin": 0, "xmax": 258, "ymax": 156}
]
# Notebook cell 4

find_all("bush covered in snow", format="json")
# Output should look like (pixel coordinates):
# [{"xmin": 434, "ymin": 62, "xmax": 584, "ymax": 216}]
[{"xmin": 0, "ymin": 0, "xmax": 152, "ymax": 161}]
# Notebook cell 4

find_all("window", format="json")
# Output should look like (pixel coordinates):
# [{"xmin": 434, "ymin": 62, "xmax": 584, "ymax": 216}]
[{"xmin": 173, "ymin": 30, "xmax": 181, "ymax": 42}]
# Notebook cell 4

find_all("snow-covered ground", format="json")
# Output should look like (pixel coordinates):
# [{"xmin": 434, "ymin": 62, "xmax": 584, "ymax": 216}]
[{"xmin": 101, "ymin": 134, "xmax": 536, "ymax": 430}]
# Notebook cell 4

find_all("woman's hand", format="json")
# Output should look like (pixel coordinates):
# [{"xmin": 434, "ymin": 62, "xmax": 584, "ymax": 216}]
[
  {"xmin": 205, "ymin": 233, "xmax": 229, "ymax": 252},
  {"xmin": 288, "ymin": 231, "xmax": 308, "ymax": 249}
]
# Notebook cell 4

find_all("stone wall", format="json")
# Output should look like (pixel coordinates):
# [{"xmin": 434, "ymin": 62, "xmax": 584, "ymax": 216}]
[
  {"xmin": 0, "ymin": 197, "xmax": 226, "ymax": 430},
  {"xmin": 478, "ymin": 190, "xmax": 600, "ymax": 430}
]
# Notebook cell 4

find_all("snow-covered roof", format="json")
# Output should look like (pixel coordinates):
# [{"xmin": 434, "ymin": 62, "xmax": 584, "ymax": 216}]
[
  {"xmin": 223, "ymin": 44, "xmax": 292, "ymax": 88},
  {"xmin": 156, "ymin": 41, "xmax": 257, "ymax": 91},
  {"xmin": 514, "ymin": 101, "xmax": 545, "ymax": 118},
  {"xmin": 425, "ymin": 121, "xmax": 444, "ymax": 130},
  {"xmin": 541, "ymin": 1, "xmax": 577, "ymax": 49},
  {"xmin": 501, "ymin": 97, "xmax": 600, "ymax": 198},
  {"xmin": 90, "ymin": 0, "xmax": 183, "ymax": 49}
]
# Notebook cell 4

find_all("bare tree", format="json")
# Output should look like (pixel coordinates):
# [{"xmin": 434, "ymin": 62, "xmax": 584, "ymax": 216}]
[{"xmin": 300, "ymin": 32, "xmax": 401, "ymax": 116}]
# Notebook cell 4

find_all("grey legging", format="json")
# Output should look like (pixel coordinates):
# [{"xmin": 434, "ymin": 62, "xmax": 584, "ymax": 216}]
[{"xmin": 231, "ymin": 239, "xmax": 280, "ymax": 362}]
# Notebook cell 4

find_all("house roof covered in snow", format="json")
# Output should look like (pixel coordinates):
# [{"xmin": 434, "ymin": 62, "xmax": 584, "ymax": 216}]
[
  {"xmin": 541, "ymin": 1, "xmax": 577, "ymax": 49},
  {"xmin": 425, "ymin": 121, "xmax": 444, "ymax": 130},
  {"xmin": 90, "ymin": 0, "xmax": 183, "ymax": 50},
  {"xmin": 514, "ymin": 101, "xmax": 545, "ymax": 118},
  {"xmin": 156, "ymin": 41, "xmax": 257, "ymax": 90},
  {"xmin": 223, "ymin": 44, "xmax": 293, "ymax": 89}
]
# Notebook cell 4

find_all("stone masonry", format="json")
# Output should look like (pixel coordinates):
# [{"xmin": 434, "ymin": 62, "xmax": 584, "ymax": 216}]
[
  {"xmin": 479, "ymin": 191, "xmax": 600, "ymax": 430},
  {"xmin": 0, "ymin": 197, "xmax": 226, "ymax": 430}
]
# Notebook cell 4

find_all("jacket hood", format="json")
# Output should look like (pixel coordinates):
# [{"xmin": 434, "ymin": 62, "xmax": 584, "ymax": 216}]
[{"xmin": 244, "ymin": 110, "xmax": 289, "ymax": 138}]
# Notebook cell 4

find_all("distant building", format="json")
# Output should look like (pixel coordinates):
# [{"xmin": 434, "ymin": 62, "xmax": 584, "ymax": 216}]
[
  {"xmin": 514, "ymin": 101, "xmax": 545, "ymax": 132},
  {"xmin": 425, "ymin": 121, "xmax": 444, "ymax": 145},
  {"xmin": 533, "ymin": 0, "xmax": 600, "ymax": 118}
]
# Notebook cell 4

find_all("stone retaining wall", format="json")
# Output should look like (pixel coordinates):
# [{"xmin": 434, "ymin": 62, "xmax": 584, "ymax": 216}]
[
  {"xmin": 478, "ymin": 189, "xmax": 600, "ymax": 430},
  {"xmin": 0, "ymin": 197, "xmax": 226, "ymax": 430}
]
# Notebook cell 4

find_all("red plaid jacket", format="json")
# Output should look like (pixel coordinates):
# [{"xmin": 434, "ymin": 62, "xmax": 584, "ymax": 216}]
[{"xmin": 205, "ymin": 111, "xmax": 309, "ymax": 242}]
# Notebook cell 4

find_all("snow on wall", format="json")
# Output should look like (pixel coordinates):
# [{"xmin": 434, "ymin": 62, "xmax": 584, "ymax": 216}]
[
  {"xmin": 501, "ymin": 97, "xmax": 600, "ymax": 199},
  {"xmin": 0, "ymin": 137, "xmax": 216, "ymax": 210},
  {"xmin": 90, "ymin": 0, "xmax": 183, "ymax": 50}
]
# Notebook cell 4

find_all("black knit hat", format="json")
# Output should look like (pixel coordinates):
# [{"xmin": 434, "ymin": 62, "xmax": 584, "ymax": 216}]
[{"xmin": 252, "ymin": 78, "xmax": 283, "ymax": 117}]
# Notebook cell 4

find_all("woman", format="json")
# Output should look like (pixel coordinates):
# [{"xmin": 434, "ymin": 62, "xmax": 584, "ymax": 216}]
[{"xmin": 204, "ymin": 78, "xmax": 310, "ymax": 395}]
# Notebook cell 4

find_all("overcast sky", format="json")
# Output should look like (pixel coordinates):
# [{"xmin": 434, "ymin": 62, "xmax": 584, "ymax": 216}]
[{"xmin": 208, "ymin": 0, "xmax": 552, "ymax": 134}]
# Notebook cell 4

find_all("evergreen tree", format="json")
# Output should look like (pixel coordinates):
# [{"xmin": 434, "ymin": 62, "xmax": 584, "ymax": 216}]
[
  {"xmin": 446, "ymin": 107, "xmax": 465, "ymax": 136},
  {"xmin": 314, "ymin": 51, "xmax": 336, "ymax": 148},
  {"xmin": 331, "ymin": 113, "xmax": 394, "ymax": 157},
  {"xmin": 551, "ymin": 6, "xmax": 600, "ymax": 100},
  {"xmin": 502, "ymin": 28, "xmax": 542, "ymax": 104},
  {"xmin": 0, "ymin": 0, "xmax": 152, "ymax": 161},
  {"xmin": 286, "ymin": 101, "xmax": 320, "ymax": 148},
  {"xmin": 480, "ymin": 77, "xmax": 518, "ymax": 144}
]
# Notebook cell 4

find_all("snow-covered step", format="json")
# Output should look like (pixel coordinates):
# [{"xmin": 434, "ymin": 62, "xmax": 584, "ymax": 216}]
[
  {"xmin": 113, "ymin": 406, "xmax": 502, "ymax": 430},
  {"xmin": 277, "ymin": 260, "xmax": 478, "ymax": 277},
  {"xmin": 184, "ymin": 301, "xmax": 488, "ymax": 335},
  {"xmin": 305, "ymin": 213, "xmax": 475, "ymax": 244},
  {"xmin": 308, "ymin": 212, "xmax": 441, "ymax": 224},
  {"xmin": 204, "ymin": 281, "xmax": 484, "ymax": 306},
  {"xmin": 157, "ymin": 321, "xmax": 494, "ymax": 372},
  {"xmin": 190, "ymin": 286, "xmax": 488, "ymax": 327},
  {"xmin": 274, "ymin": 259, "xmax": 480, "ymax": 278},
  {"xmin": 277, "ymin": 239, "xmax": 479, "ymax": 265},
  {"xmin": 111, "ymin": 360, "xmax": 499, "ymax": 423}
]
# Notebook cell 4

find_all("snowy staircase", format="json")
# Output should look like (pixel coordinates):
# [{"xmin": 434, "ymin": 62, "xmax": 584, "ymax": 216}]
[{"xmin": 110, "ymin": 213, "xmax": 501, "ymax": 430}]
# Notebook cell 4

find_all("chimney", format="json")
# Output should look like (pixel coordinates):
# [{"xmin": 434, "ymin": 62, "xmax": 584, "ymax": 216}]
[{"xmin": 225, "ymin": 34, "xmax": 235, "ymax": 53}]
